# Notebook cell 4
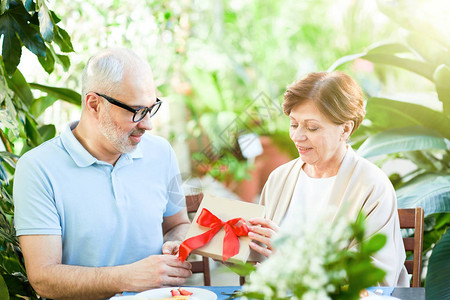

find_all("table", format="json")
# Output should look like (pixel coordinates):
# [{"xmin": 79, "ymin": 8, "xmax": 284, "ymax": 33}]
[
  {"xmin": 392, "ymin": 287, "xmax": 426, "ymax": 300},
  {"xmin": 121, "ymin": 286, "xmax": 425, "ymax": 299}
]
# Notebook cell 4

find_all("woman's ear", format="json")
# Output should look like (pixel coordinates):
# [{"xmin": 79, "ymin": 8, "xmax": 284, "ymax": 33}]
[{"xmin": 341, "ymin": 121, "xmax": 354, "ymax": 141}]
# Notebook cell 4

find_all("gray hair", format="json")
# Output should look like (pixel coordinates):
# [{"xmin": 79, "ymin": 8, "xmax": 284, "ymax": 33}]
[{"xmin": 81, "ymin": 48, "xmax": 144, "ymax": 107}]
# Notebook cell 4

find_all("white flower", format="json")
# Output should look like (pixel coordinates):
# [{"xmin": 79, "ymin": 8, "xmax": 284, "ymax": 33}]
[{"xmin": 244, "ymin": 213, "xmax": 357, "ymax": 299}]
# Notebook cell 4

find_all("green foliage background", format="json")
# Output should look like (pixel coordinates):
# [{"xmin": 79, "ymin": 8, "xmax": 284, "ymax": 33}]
[
  {"xmin": 1, "ymin": 0, "xmax": 79, "ymax": 298},
  {"xmin": 328, "ymin": 1, "xmax": 449, "ymax": 296},
  {"xmin": 0, "ymin": 0, "xmax": 449, "ymax": 298}
]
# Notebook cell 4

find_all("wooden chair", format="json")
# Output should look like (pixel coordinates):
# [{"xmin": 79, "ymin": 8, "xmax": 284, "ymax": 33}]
[
  {"xmin": 398, "ymin": 207, "xmax": 424, "ymax": 287},
  {"xmin": 185, "ymin": 193, "xmax": 211, "ymax": 286}
]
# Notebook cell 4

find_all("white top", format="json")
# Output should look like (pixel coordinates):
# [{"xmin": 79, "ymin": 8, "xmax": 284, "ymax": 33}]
[
  {"xmin": 281, "ymin": 169, "xmax": 336, "ymax": 229},
  {"xmin": 260, "ymin": 147, "xmax": 409, "ymax": 286}
]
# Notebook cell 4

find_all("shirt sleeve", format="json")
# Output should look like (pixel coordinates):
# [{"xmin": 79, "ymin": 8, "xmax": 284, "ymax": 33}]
[
  {"xmin": 13, "ymin": 153, "xmax": 61, "ymax": 236},
  {"xmin": 163, "ymin": 144, "xmax": 185, "ymax": 217}
]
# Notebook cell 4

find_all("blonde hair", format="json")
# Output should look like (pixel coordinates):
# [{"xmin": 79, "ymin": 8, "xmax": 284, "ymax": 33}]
[{"xmin": 283, "ymin": 71, "xmax": 365, "ymax": 135}]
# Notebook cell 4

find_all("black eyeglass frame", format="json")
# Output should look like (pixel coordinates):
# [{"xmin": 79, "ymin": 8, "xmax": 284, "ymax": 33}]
[{"xmin": 93, "ymin": 92, "xmax": 162, "ymax": 122}]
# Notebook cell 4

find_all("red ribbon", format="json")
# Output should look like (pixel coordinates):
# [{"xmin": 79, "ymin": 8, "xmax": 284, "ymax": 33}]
[{"xmin": 178, "ymin": 208, "xmax": 249, "ymax": 262}]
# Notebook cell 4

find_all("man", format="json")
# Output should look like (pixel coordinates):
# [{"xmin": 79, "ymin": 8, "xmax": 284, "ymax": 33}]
[{"xmin": 13, "ymin": 48, "xmax": 192, "ymax": 299}]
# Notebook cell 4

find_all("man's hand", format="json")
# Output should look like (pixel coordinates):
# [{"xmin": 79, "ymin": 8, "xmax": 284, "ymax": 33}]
[
  {"xmin": 19, "ymin": 235, "xmax": 192, "ymax": 299},
  {"xmin": 124, "ymin": 254, "xmax": 192, "ymax": 291},
  {"xmin": 162, "ymin": 241, "xmax": 181, "ymax": 255}
]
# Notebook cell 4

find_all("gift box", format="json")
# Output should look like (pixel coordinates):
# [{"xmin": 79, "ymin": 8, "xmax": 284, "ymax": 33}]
[{"xmin": 179, "ymin": 194, "xmax": 265, "ymax": 264}]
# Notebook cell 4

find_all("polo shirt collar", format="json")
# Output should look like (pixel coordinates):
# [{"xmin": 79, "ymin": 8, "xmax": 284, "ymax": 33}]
[
  {"xmin": 60, "ymin": 121, "xmax": 144, "ymax": 167},
  {"xmin": 60, "ymin": 121, "xmax": 97, "ymax": 167},
  {"xmin": 128, "ymin": 144, "xmax": 143, "ymax": 159}
]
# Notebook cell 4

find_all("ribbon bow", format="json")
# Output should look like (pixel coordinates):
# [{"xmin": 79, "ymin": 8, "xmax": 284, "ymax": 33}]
[{"xmin": 178, "ymin": 208, "xmax": 249, "ymax": 262}]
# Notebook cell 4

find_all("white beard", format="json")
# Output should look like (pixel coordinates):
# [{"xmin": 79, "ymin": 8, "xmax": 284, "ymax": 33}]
[{"xmin": 98, "ymin": 110, "xmax": 138, "ymax": 154}]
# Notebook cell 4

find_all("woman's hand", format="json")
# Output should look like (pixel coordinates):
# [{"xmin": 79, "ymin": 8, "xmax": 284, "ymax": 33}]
[{"xmin": 247, "ymin": 218, "xmax": 280, "ymax": 258}]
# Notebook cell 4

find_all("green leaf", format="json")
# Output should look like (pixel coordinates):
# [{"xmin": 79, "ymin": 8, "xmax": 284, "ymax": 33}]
[
  {"xmin": 52, "ymin": 24, "xmax": 73, "ymax": 53},
  {"xmin": 434, "ymin": 213, "xmax": 450, "ymax": 230},
  {"xmin": 55, "ymin": 53, "xmax": 70, "ymax": 71},
  {"xmin": 1, "ymin": 255, "xmax": 26, "ymax": 274},
  {"xmin": 226, "ymin": 261, "xmax": 256, "ymax": 277},
  {"xmin": 402, "ymin": 150, "xmax": 443, "ymax": 172},
  {"xmin": 46, "ymin": 43, "xmax": 70, "ymax": 71},
  {"xmin": 0, "ymin": 160, "xmax": 8, "ymax": 182},
  {"xmin": 0, "ymin": 110, "xmax": 17, "ymax": 134},
  {"xmin": 405, "ymin": 32, "xmax": 450, "ymax": 67},
  {"xmin": 4, "ymin": 0, "xmax": 46, "ymax": 58},
  {"xmin": 426, "ymin": 228, "xmax": 450, "ymax": 300},
  {"xmin": 188, "ymin": 69, "xmax": 224, "ymax": 112},
  {"xmin": 397, "ymin": 173, "xmax": 450, "ymax": 216},
  {"xmin": 23, "ymin": 0, "xmax": 33, "ymax": 11},
  {"xmin": 433, "ymin": 64, "xmax": 450, "ymax": 115},
  {"xmin": 0, "ymin": 274, "xmax": 10, "ymax": 300},
  {"xmin": 0, "ymin": 226, "xmax": 17, "ymax": 245},
  {"xmin": 363, "ymin": 53, "xmax": 435, "ymax": 82},
  {"xmin": 328, "ymin": 42, "xmax": 415, "ymax": 72},
  {"xmin": 239, "ymin": 291, "xmax": 265, "ymax": 299},
  {"xmin": 327, "ymin": 53, "xmax": 365, "ymax": 72},
  {"xmin": 37, "ymin": 124, "xmax": 55, "ymax": 142},
  {"xmin": 37, "ymin": 45, "xmax": 55, "ymax": 74},
  {"xmin": 328, "ymin": 42, "xmax": 418, "ymax": 72},
  {"xmin": 0, "ymin": 151, "xmax": 18, "ymax": 169},
  {"xmin": 346, "ymin": 260, "xmax": 386, "ymax": 293},
  {"xmin": 328, "ymin": 41, "xmax": 435, "ymax": 81},
  {"xmin": 351, "ymin": 214, "xmax": 366, "ymax": 243},
  {"xmin": 2, "ymin": 273, "xmax": 36, "ymax": 298},
  {"xmin": 29, "ymin": 82, "xmax": 81, "ymax": 106},
  {"xmin": 366, "ymin": 42, "xmax": 412, "ymax": 55},
  {"xmin": 37, "ymin": 0, "xmax": 53, "ymax": 42},
  {"xmin": 49, "ymin": 10, "xmax": 61, "ymax": 24},
  {"xmin": 24, "ymin": 114, "xmax": 42, "ymax": 146},
  {"xmin": 1, "ymin": 0, "xmax": 9, "ymax": 14},
  {"xmin": 365, "ymin": 98, "xmax": 450, "ymax": 140},
  {"xmin": 0, "ymin": 12, "xmax": 22, "ymax": 76},
  {"xmin": 376, "ymin": 0, "xmax": 450, "ymax": 49},
  {"xmin": 6, "ymin": 67, "xmax": 33, "ymax": 107},
  {"xmin": 29, "ymin": 95, "xmax": 57, "ymax": 117},
  {"xmin": 357, "ymin": 126, "xmax": 448, "ymax": 158},
  {"xmin": 199, "ymin": 111, "xmax": 239, "ymax": 151},
  {"xmin": 422, "ymin": 220, "xmax": 447, "ymax": 253},
  {"xmin": 362, "ymin": 234, "xmax": 386, "ymax": 255}
]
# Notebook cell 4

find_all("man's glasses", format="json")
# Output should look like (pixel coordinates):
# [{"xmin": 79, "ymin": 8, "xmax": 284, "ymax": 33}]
[{"xmin": 94, "ymin": 92, "xmax": 162, "ymax": 122}]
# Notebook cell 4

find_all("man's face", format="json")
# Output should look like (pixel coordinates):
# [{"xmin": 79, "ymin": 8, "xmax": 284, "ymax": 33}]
[
  {"xmin": 98, "ymin": 66, "xmax": 156, "ymax": 154},
  {"xmin": 98, "ymin": 106, "xmax": 146, "ymax": 153}
]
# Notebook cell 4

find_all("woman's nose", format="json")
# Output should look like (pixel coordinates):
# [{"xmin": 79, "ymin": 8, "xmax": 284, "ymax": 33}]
[{"xmin": 292, "ymin": 128, "xmax": 307, "ymax": 141}]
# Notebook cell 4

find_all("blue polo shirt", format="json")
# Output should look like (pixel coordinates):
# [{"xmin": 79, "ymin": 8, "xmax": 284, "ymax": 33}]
[{"xmin": 13, "ymin": 122, "xmax": 185, "ymax": 267}]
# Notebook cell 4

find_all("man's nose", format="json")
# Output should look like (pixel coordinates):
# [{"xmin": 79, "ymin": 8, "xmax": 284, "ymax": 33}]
[{"xmin": 137, "ymin": 113, "xmax": 153, "ymax": 131}]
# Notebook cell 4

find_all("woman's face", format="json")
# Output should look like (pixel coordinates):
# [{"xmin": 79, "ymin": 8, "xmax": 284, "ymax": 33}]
[{"xmin": 289, "ymin": 100, "xmax": 350, "ymax": 173}]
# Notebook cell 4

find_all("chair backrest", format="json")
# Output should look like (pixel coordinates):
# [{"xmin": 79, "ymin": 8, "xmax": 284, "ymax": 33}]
[
  {"xmin": 186, "ymin": 193, "xmax": 203, "ymax": 213},
  {"xmin": 185, "ymin": 193, "xmax": 211, "ymax": 286},
  {"xmin": 398, "ymin": 207, "xmax": 424, "ymax": 287}
]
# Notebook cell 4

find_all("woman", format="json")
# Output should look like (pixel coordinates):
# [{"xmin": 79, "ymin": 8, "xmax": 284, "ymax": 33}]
[{"xmin": 247, "ymin": 71, "xmax": 409, "ymax": 286}]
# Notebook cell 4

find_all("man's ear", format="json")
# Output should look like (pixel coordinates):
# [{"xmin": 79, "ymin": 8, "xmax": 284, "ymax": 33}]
[
  {"xmin": 85, "ymin": 93, "xmax": 101, "ymax": 118},
  {"xmin": 341, "ymin": 120, "xmax": 354, "ymax": 141}
]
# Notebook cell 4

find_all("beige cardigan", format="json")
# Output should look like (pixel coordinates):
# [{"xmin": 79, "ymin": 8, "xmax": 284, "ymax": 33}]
[{"xmin": 259, "ymin": 147, "xmax": 409, "ymax": 286}]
